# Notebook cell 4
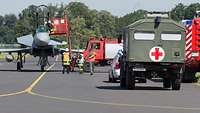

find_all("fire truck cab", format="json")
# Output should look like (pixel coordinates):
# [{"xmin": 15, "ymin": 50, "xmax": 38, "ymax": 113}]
[{"xmin": 83, "ymin": 37, "xmax": 122, "ymax": 65}]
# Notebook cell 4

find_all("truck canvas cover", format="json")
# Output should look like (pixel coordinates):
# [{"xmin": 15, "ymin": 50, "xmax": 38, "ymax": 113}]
[{"xmin": 124, "ymin": 18, "xmax": 185, "ymax": 63}]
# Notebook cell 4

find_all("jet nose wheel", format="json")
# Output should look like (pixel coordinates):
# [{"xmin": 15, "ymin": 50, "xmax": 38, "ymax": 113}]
[{"xmin": 41, "ymin": 65, "xmax": 45, "ymax": 71}]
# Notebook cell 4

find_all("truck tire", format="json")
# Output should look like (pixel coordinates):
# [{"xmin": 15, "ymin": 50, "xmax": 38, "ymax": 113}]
[
  {"xmin": 120, "ymin": 63, "xmax": 126, "ymax": 88},
  {"xmin": 163, "ymin": 78, "xmax": 171, "ymax": 88},
  {"xmin": 126, "ymin": 68, "xmax": 135, "ymax": 90},
  {"xmin": 171, "ymin": 73, "xmax": 181, "ymax": 90},
  {"xmin": 120, "ymin": 75, "xmax": 126, "ymax": 88},
  {"xmin": 171, "ymin": 79, "xmax": 181, "ymax": 90}
]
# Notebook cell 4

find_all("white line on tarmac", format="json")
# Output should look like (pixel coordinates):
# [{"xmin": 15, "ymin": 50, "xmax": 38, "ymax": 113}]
[
  {"xmin": 0, "ymin": 56, "xmax": 57, "ymax": 97},
  {"xmin": 30, "ymin": 91, "xmax": 200, "ymax": 111}
]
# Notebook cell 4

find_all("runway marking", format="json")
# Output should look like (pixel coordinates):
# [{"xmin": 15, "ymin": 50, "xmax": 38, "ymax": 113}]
[
  {"xmin": 25, "ymin": 63, "xmax": 55, "ymax": 92},
  {"xmin": 0, "ymin": 90, "xmax": 26, "ymax": 97},
  {"xmin": 1, "ymin": 55, "xmax": 200, "ymax": 111},
  {"xmin": 0, "ymin": 55, "xmax": 57, "ymax": 97},
  {"xmin": 29, "ymin": 91, "xmax": 200, "ymax": 111},
  {"xmin": 26, "ymin": 55, "xmax": 58, "ymax": 92}
]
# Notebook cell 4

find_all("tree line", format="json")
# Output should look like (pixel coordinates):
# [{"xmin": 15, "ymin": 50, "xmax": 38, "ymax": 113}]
[{"xmin": 0, "ymin": 2, "xmax": 199, "ymax": 48}]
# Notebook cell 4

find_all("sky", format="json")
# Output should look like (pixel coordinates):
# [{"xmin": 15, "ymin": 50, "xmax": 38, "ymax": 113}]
[{"xmin": 0, "ymin": 0, "xmax": 200, "ymax": 17}]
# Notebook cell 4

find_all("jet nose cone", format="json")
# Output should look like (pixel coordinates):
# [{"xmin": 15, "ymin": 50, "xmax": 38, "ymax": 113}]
[{"xmin": 35, "ymin": 32, "xmax": 50, "ymax": 46}]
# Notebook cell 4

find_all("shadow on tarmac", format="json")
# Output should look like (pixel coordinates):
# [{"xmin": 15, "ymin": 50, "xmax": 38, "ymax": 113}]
[{"xmin": 96, "ymin": 85, "xmax": 171, "ymax": 91}]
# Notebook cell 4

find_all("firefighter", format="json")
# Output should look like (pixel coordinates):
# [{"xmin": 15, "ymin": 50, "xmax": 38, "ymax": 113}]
[
  {"xmin": 77, "ymin": 53, "xmax": 84, "ymax": 74},
  {"xmin": 62, "ymin": 52, "xmax": 71, "ymax": 74},
  {"xmin": 87, "ymin": 49, "xmax": 96, "ymax": 75}
]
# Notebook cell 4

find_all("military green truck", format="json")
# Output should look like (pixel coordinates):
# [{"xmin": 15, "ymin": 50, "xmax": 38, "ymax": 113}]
[{"xmin": 120, "ymin": 13, "xmax": 185, "ymax": 90}]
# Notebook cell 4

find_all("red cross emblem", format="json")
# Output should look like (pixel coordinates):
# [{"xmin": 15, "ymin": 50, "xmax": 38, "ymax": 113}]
[{"xmin": 149, "ymin": 47, "xmax": 165, "ymax": 62}]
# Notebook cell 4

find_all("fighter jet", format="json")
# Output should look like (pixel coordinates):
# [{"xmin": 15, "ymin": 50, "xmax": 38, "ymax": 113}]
[
  {"xmin": 0, "ymin": 24, "xmax": 67, "ymax": 71},
  {"xmin": 0, "ymin": 5, "xmax": 84, "ymax": 71}
]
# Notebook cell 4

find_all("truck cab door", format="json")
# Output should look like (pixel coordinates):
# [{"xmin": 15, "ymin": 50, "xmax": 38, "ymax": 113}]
[{"xmin": 90, "ymin": 42, "xmax": 102, "ymax": 61}]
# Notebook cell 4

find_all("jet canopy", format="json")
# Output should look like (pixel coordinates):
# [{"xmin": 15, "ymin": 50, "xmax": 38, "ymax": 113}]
[{"xmin": 36, "ymin": 25, "xmax": 48, "ymax": 33}]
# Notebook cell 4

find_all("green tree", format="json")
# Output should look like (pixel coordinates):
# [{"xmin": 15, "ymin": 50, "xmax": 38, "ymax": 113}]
[
  {"xmin": 0, "ymin": 16, "xmax": 4, "ymax": 26},
  {"xmin": 184, "ymin": 3, "xmax": 200, "ymax": 19},
  {"xmin": 70, "ymin": 17, "xmax": 86, "ymax": 48},
  {"xmin": 4, "ymin": 14, "xmax": 17, "ymax": 28},
  {"xmin": 117, "ymin": 10, "xmax": 146, "ymax": 29},
  {"xmin": 67, "ymin": 2, "xmax": 89, "ymax": 19},
  {"xmin": 97, "ymin": 10, "xmax": 116, "ymax": 37},
  {"xmin": 0, "ymin": 26, "xmax": 16, "ymax": 43},
  {"xmin": 171, "ymin": 3, "xmax": 186, "ymax": 21}
]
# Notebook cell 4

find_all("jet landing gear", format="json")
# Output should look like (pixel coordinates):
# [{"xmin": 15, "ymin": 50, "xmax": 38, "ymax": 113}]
[
  {"xmin": 38, "ymin": 56, "xmax": 49, "ymax": 71},
  {"xmin": 17, "ymin": 52, "xmax": 23, "ymax": 72}
]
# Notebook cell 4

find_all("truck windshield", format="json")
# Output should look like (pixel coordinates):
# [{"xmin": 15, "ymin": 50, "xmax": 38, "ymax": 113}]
[
  {"xmin": 161, "ymin": 33, "xmax": 181, "ymax": 41},
  {"xmin": 91, "ymin": 43, "xmax": 100, "ymax": 49},
  {"xmin": 134, "ymin": 32, "xmax": 155, "ymax": 40}
]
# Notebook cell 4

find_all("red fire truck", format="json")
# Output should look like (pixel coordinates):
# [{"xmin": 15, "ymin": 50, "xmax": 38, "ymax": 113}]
[
  {"xmin": 182, "ymin": 11, "xmax": 200, "ymax": 82},
  {"xmin": 83, "ymin": 36, "xmax": 123, "ymax": 65}
]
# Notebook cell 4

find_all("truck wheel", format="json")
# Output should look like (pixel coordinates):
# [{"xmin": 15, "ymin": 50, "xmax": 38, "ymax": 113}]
[
  {"xmin": 120, "ymin": 63, "xmax": 126, "ymax": 88},
  {"xmin": 120, "ymin": 76, "xmax": 126, "ymax": 88},
  {"xmin": 126, "ymin": 68, "xmax": 135, "ymax": 90},
  {"xmin": 107, "ymin": 60, "xmax": 112, "ymax": 65},
  {"xmin": 171, "ymin": 74, "xmax": 181, "ymax": 90},
  {"xmin": 163, "ymin": 78, "xmax": 171, "ymax": 88},
  {"xmin": 171, "ymin": 79, "xmax": 181, "ymax": 90}
]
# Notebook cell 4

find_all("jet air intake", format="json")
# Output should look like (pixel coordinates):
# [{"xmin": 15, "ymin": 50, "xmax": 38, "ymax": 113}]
[{"xmin": 34, "ymin": 32, "xmax": 50, "ymax": 46}]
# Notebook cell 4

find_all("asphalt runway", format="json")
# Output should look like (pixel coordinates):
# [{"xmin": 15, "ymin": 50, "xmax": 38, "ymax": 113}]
[{"xmin": 0, "ymin": 56, "xmax": 200, "ymax": 113}]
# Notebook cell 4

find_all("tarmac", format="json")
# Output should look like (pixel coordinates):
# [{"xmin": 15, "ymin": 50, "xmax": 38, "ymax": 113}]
[{"xmin": 0, "ymin": 56, "xmax": 200, "ymax": 113}]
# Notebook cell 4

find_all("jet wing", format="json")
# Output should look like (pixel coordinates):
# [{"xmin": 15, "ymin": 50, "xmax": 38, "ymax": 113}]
[
  {"xmin": 55, "ymin": 48, "xmax": 84, "ymax": 53},
  {"xmin": 17, "ymin": 34, "xmax": 33, "ymax": 47},
  {"xmin": 0, "ymin": 47, "xmax": 31, "ymax": 53}
]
